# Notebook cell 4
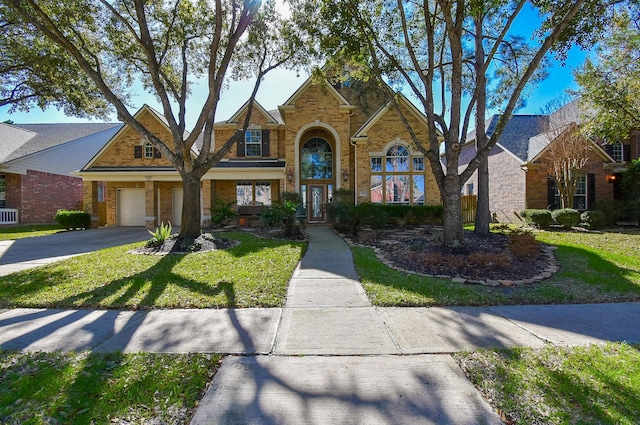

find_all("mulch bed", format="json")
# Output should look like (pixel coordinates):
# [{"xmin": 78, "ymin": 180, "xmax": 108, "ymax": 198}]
[{"xmin": 351, "ymin": 226, "xmax": 553, "ymax": 283}]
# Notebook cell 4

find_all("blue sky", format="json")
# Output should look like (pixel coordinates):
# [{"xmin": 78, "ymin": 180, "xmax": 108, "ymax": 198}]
[{"xmin": 0, "ymin": 5, "xmax": 591, "ymax": 127}]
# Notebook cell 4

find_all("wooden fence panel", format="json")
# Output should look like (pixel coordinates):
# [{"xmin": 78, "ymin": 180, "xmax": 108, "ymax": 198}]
[{"xmin": 461, "ymin": 195, "xmax": 477, "ymax": 224}]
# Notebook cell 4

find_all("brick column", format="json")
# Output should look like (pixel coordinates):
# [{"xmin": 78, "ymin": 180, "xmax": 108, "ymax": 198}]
[
  {"xmin": 83, "ymin": 181, "xmax": 100, "ymax": 228},
  {"xmin": 201, "ymin": 179, "xmax": 211, "ymax": 227},
  {"xmin": 145, "ymin": 180, "xmax": 156, "ymax": 229}
]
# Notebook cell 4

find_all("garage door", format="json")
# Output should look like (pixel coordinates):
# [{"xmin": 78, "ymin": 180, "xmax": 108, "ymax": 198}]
[
  {"xmin": 118, "ymin": 188, "xmax": 146, "ymax": 226},
  {"xmin": 172, "ymin": 188, "xmax": 183, "ymax": 226}
]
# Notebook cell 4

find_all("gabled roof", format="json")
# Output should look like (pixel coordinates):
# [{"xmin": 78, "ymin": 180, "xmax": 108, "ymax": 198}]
[
  {"xmin": 485, "ymin": 114, "xmax": 545, "ymax": 162},
  {"xmin": 215, "ymin": 99, "xmax": 283, "ymax": 126},
  {"xmin": 0, "ymin": 122, "xmax": 121, "ymax": 164},
  {"xmin": 278, "ymin": 73, "xmax": 355, "ymax": 115},
  {"xmin": 82, "ymin": 104, "xmax": 199, "ymax": 170},
  {"xmin": 352, "ymin": 93, "xmax": 430, "ymax": 140}
]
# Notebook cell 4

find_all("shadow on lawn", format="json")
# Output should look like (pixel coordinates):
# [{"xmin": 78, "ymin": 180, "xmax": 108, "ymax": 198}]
[{"xmin": 58, "ymin": 253, "xmax": 238, "ymax": 310}]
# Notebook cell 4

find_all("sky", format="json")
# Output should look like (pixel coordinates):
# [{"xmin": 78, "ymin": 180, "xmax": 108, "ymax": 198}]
[{"xmin": 0, "ymin": 4, "xmax": 592, "ymax": 128}]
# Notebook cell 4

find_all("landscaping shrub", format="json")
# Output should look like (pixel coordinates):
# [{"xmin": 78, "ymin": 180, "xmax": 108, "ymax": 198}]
[
  {"xmin": 326, "ymin": 201, "xmax": 378, "ymax": 237},
  {"xmin": 580, "ymin": 210, "xmax": 606, "ymax": 230},
  {"xmin": 552, "ymin": 208, "xmax": 580, "ymax": 228},
  {"xmin": 520, "ymin": 209, "xmax": 553, "ymax": 229},
  {"xmin": 508, "ymin": 228, "xmax": 539, "ymax": 258},
  {"xmin": 54, "ymin": 209, "xmax": 90, "ymax": 230},
  {"xmin": 261, "ymin": 192, "xmax": 301, "ymax": 237},
  {"xmin": 210, "ymin": 196, "xmax": 237, "ymax": 226},
  {"xmin": 147, "ymin": 222, "xmax": 172, "ymax": 247}
]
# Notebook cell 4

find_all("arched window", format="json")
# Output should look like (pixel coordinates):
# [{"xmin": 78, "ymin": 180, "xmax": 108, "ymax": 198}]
[
  {"xmin": 612, "ymin": 140, "xmax": 623, "ymax": 162},
  {"xmin": 385, "ymin": 145, "xmax": 410, "ymax": 172},
  {"xmin": 370, "ymin": 143, "xmax": 425, "ymax": 205},
  {"xmin": 301, "ymin": 138, "xmax": 332, "ymax": 179},
  {"xmin": 144, "ymin": 142, "xmax": 154, "ymax": 158}
]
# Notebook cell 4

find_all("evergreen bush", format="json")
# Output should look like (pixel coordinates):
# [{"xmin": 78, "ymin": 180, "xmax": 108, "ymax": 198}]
[
  {"xmin": 54, "ymin": 210, "xmax": 91, "ymax": 230},
  {"xmin": 580, "ymin": 210, "xmax": 606, "ymax": 229},
  {"xmin": 520, "ymin": 209, "xmax": 553, "ymax": 228},
  {"xmin": 552, "ymin": 208, "xmax": 580, "ymax": 228}
]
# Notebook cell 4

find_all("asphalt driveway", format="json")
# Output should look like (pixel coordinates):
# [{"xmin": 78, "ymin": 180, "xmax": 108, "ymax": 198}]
[{"xmin": 0, "ymin": 227, "xmax": 151, "ymax": 276}]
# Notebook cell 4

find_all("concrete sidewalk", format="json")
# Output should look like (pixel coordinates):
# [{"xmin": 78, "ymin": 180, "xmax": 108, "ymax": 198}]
[{"xmin": 1, "ymin": 226, "xmax": 640, "ymax": 424}]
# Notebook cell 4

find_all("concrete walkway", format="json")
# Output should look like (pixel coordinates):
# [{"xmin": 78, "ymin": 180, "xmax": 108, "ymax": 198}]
[{"xmin": 1, "ymin": 226, "xmax": 640, "ymax": 424}]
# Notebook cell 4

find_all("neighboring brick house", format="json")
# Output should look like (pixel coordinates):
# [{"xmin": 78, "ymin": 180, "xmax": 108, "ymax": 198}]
[
  {"xmin": 77, "ymin": 75, "xmax": 440, "ymax": 227},
  {"xmin": 460, "ymin": 100, "xmax": 638, "ymax": 223},
  {"xmin": 0, "ymin": 122, "xmax": 121, "ymax": 225}
]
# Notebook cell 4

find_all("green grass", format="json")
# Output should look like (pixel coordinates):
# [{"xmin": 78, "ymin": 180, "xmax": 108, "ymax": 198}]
[
  {"xmin": 354, "ymin": 228, "xmax": 640, "ymax": 306},
  {"xmin": 0, "ymin": 350, "xmax": 219, "ymax": 425},
  {"xmin": 455, "ymin": 343, "xmax": 640, "ymax": 425},
  {"xmin": 0, "ymin": 232, "xmax": 306, "ymax": 309},
  {"xmin": 0, "ymin": 225, "xmax": 64, "ymax": 241}
]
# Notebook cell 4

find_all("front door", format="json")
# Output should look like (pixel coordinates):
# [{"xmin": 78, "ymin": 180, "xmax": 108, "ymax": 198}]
[{"xmin": 309, "ymin": 184, "xmax": 325, "ymax": 222}]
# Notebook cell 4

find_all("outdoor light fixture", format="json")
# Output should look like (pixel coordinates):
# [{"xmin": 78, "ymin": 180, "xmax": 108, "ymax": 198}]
[
  {"xmin": 287, "ymin": 167, "xmax": 293, "ymax": 182},
  {"xmin": 342, "ymin": 168, "xmax": 349, "ymax": 182},
  {"xmin": 607, "ymin": 174, "xmax": 617, "ymax": 184}
]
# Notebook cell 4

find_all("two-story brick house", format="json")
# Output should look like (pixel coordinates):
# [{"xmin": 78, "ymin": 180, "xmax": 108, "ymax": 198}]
[
  {"xmin": 459, "ymin": 100, "xmax": 638, "ymax": 222},
  {"xmin": 78, "ymin": 75, "xmax": 440, "ymax": 227}
]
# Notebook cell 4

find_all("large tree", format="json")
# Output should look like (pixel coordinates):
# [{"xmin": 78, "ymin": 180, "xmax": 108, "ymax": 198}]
[
  {"xmin": 575, "ymin": 4, "xmax": 640, "ymax": 140},
  {"xmin": 293, "ymin": 0, "xmax": 616, "ymax": 248},
  {"xmin": 2, "ymin": 0, "xmax": 298, "ymax": 240},
  {"xmin": 0, "ymin": 7, "xmax": 111, "ymax": 117}
]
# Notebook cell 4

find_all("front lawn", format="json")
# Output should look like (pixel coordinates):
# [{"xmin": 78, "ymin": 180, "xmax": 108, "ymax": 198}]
[
  {"xmin": 0, "ymin": 350, "xmax": 219, "ymax": 425},
  {"xmin": 0, "ymin": 225, "xmax": 64, "ymax": 241},
  {"xmin": 354, "ymin": 228, "xmax": 640, "ymax": 306},
  {"xmin": 456, "ymin": 343, "xmax": 640, "ymax": 425},
  {"xmin": 0, "ymin": 232, "xmax": 306, "ymax": 309}
]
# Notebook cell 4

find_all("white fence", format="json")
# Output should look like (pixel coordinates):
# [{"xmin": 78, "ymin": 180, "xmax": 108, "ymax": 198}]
[{"xmin": 0, "ymin": 209, "xmax": 19, "ymax": 224}]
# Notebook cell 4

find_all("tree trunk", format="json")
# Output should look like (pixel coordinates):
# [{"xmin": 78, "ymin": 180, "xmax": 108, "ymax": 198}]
[
  {"xmin": 474, "ymin": 14, "xmax": 490, "ymax": 235},
  {"xmin": 180, "ymin": 173, "xmax": 203, "ymax": 239},
  {"xmin": 475, "ymin": 159, "xmax": 490, "ymax": 232},
  {"xmin": 442, "ymin": 174, "xmax": 465, "ymax": 249}
]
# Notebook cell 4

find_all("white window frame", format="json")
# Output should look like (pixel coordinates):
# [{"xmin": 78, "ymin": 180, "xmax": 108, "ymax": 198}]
[
  {"xmin": 612, "ymin": 140, "xmax": 623, "ymax": 162},
  {"xmin": 144, "ymin": 142, "xmax": 154, "ymax": 158},
  {"xmin": 245, "ymin": 129, "xmax": 262, "ymax": 157}
]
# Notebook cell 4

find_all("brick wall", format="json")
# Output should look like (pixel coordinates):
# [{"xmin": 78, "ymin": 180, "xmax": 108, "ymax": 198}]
[
  {"xmin": 92, "ymin": 110, "xmax": 173, "ymax": 167},
  {"xmin": 20, "ymin": 169, "xmax": 83, "ymax": 224},
  {"xmin": 487, "ymin": 148, "xmax": 526, "ymax": 221},
  {"xmin": 4, "ymin": 173, "xmax": 22, "ymax": 210},
  {"xmin": 526, "ymin": 147, "xmax": 615, "ymax": 209}
]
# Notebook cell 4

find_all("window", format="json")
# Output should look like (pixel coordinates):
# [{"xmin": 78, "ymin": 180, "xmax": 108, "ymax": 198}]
[
  {"xmin": 385, "ymin": 145, "xmax": 409, "ymax": 172},
  {"xmin": 144, "ymin": 142, "xmax": 154, "ymax": 158},
  {"xmin": 371, "ymin": 157, "xmax": 382, "ymax": 172},
  {"xmin": 0, "ymin": 175, "xmax": 5, "ymax": 208},
  {"xmin": 370, "ymin": 143, "xmax": 425, "ymax": 205},
  {"xmin": 573, "ymin": 173, "xmax": 587, "ymax": 210},
  {"xmin": 301, "ymin": 138, "xmax": 332, "ymax": 179},
  {"xmin": 245, "ymin": 129, "xmax": 262, "ymax": 157},
  {"xmin": 255, "ymin": 181, "xmax": 272, "ymax": 206},
  {"xmin": 466, "ymin": 183, "xmax": 474, "ymax": 196},
  {"xmin": 413, "ymin": 157, "xmax": 424, "ymax": 171},
  {"xmin": 236, "ymin": 181, "xmax": 272, "ymax": 206},
  {"xmin": 612, "ymin": 140, "xmax": 623, "ymax": 162},
  {"xmin": 552, "ymin": 173, "xmax": 588, "ymax": 210}
]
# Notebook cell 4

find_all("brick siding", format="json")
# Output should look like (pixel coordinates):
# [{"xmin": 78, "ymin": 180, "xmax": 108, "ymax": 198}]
[{"xmin": 20, "ymin": 170, "xmax": 83, "ymax": 224}]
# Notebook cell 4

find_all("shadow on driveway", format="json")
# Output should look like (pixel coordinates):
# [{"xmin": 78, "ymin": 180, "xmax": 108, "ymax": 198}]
[{"xmin": 0, "ymin": 227, "xmax": 151, "ymax": 274}]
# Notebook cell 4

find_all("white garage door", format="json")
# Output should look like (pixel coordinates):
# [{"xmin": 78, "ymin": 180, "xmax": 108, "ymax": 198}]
[
  {"xmin": 172, "ymin": 188, "xmax": 183, "ymax": 226},
  {"xmin": 118, "ymin": 188, "xmax": 146, "ymax": 226}
]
